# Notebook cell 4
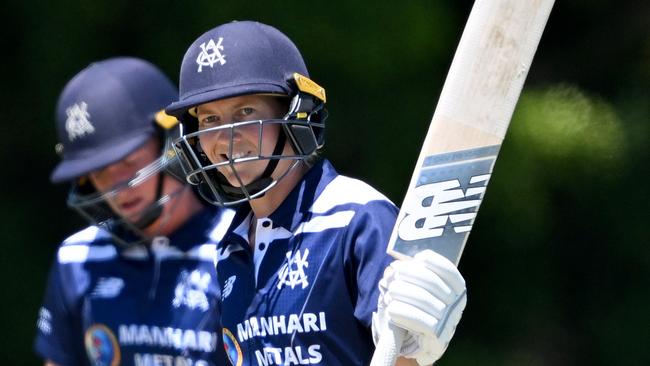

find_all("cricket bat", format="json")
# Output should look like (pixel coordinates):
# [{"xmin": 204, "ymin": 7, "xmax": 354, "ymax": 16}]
[{"xmin": 371, "ymin": 0, "xmax": 555, "ymax": 365}]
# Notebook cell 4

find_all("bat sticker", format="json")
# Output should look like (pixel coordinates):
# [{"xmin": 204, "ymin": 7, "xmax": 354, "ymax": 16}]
[{"xmin": 392, "ymin": 145, "xmax": 499, "ymax": 262}]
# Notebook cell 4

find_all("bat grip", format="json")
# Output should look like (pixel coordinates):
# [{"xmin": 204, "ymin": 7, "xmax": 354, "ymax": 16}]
[{"xmin": 370, "ymin": 323, "xmax": 406, "ymax": 366}]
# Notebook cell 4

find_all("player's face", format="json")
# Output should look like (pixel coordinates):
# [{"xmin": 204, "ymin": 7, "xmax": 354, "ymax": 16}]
[
  {"xmin": 88, "ymin": 138, "xmax": 163, "ymax": 223},
  {"xmin": 196, "ymin": 94, "xmax": 289, "ymax": 187}
]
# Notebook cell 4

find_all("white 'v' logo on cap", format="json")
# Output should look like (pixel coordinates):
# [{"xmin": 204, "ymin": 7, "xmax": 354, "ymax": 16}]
[
  {"xmin": 65, "ymin": 101, "xmax": 95, "ymax": 141},
  {"xmin": 196, "ymin": 37, "xmax": 226, "ymax": 72}
]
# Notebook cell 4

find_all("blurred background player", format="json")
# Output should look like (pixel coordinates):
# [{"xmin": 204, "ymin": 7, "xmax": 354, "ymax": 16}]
[
  {"xmin": 34, "ymin": 57, "xmax": 233, "ymax": 366},
  {"xmin": 166, "ymin": 21, "xmax": 466, "ymax": 365}
]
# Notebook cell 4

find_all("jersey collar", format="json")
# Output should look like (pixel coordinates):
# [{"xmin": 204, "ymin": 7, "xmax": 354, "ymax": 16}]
[{"xmin": 220, "ymin": 159, "xmax": 339, "ymax": 249}]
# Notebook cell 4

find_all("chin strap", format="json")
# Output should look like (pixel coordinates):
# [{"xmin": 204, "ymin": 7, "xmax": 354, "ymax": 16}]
[
  {"xmin": 132, "ymin": 171, "xmax": 165, "ymax": 229},
  {"xmin": 207, "ymin": 129, "xmax": 287, "ymax": 202}
]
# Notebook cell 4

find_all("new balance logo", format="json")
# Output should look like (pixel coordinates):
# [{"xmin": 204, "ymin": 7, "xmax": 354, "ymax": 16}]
[
  {"xmin": 398, "ymin": 174, "xmax": 490, "ymax": 241},
  {"xmin": 222, "ymin": 275, "xmax": 236, "ymax": 300},
  {"xmin": 91, "ymin": 277, "xmax": 125, "ymax": 298},
  {"xmin": 390, "ymin": 146, "xmax": 499, "ymax": 260},
  {"xmin": 36, "ymin": 307, "xmax": 52, "ymax": 335},
  {"xmin": 65, "ymin": 101, "xmax": 94, "ymax": 141},
  {"xmin": 196, "ymin": 37, "xmax": 226, "ymax": 72}
]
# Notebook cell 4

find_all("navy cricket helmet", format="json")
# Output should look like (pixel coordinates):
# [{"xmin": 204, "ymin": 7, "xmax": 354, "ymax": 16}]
[
  {"xmin": 166, "ymin": 21, "xmax": 327, "ymax": 206},
  {"xmin": 52, "ymin": 57, "xmax": 185, "ymax": 246}
]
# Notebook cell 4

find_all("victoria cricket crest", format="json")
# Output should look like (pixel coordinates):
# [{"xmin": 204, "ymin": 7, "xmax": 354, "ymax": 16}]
[
  {"xmin": 391, "ymin": 146, "xmax": 500, "ymax": 263},
  {"xmin": 196, "ymin": 37, "xmax": 226, "ymax": 72},
  {"xmin": 277, "ymin": 249, "xmax": 310, "ymax": 290}
]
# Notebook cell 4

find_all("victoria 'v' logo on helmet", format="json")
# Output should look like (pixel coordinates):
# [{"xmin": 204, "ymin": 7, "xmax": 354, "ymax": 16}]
[
  {"xmin": 65, "ymin": 101, "xmax": 95, "ymax": 141},
  {"xmin": 196, "ymin": 37, "xmax": 226, "ymax": 72}
]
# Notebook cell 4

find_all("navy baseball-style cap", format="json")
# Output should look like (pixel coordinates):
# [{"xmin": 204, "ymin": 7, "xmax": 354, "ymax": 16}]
[
  {"xmin": 165, "ymin": 21, "xmax": 308, "ymax": 118},
  {"xmin": 51, "ymin": 57, "xmax": 177, "ymax": 183}
]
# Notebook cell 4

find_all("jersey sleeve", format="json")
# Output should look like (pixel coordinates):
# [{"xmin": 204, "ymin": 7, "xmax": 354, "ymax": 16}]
[
  {"xmin": 34, "ymin": 258, "xmax": 82, "ymax": 365},
  {"xmin": 346, "ymin": 200, "xmax": 398, "ymax": 328}
]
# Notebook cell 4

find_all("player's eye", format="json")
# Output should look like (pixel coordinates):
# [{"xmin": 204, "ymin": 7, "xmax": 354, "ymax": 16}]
[
  {"xmin": 199, "ymin": 115, "xmax": 221, "ymax": 129},
  {"xmin": 123, "ymin": 145, "xmax": 156, "ymax": 169},
  {"xmin": 125, "ymin": 148, "xmax": 148, "ymax": 165},
  {"xmin": 240, "ymin": 107, "xmax": 254, "ymax": 116},
  {"xmin": 123, "ymin": 153, "xmax": 140, "ymax": 167},
  {"xmin": 89, "ymin": 168, "xmax": 109, "ymax": 183},
  {"xmin": 233, "ymin": 107, "xmax": 255, "ymax": 121}
]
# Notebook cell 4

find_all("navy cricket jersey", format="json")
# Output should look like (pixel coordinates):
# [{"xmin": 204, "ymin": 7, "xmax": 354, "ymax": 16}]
[
  {"xmin": 34, "ymin": 206, "xmax": 234, "ymax": 366},
  {"xmin": 217, "ymin": 159, "xmax": 398, "ymax": 366}
]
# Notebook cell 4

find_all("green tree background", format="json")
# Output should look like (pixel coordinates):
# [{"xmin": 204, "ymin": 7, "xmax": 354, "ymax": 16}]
[{"xmin": 1, "ymin": 1, "xmax": 647, "ymax": 365}]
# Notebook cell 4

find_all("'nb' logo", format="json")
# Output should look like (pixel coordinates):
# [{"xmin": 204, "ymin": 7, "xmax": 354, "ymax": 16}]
[
  {"xmin": 398, "ymin": 174, "xmax": 490, "ymax": 241},
  {"xmin": 196, "ymin": 37, "xmax": 226, "ymax": 72},
  {"xmin": 390, "ymin": 146, "xmax": 499, "ymax": 261},
  {"xmin": 222, "ymin": 275, "xmax": 236, "ymax": 300}
]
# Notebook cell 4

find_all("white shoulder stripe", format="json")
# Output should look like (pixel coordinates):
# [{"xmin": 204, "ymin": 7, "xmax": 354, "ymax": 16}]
[
  {"xmin": 62, "ymin": 226, "xmax": 110, "ymax": 246},
  {"xmin": 187, "ymin": 243, "xmax": 217, "ymax": 261},
  {"xmin": 217, "ymin": 244, "xmax": 245, "ymax": 262},
  {"xmin": 128, "ymin": 243, "xmax": 217, "ymax": 262},
  {"xmin": 310, "ymin": 175, "xmax": 391, "ymax": 214},
  {"xmin": 294, "ymin": 210, "xmax": 355, "ymax": 235},
  {"xmin": 209, "ymin": 209, "xmax": 236, "ymax": 242},
  {"xmin": 58, "ymin": 244, "xmax": 117, "ymax": 263},
  {"xmin": 159, "ymin": 243, "xmax": 217, "ymax": 262},
  {"xmin": 59, "ymin": 242, "xmax": 218, "ymax": 263}
]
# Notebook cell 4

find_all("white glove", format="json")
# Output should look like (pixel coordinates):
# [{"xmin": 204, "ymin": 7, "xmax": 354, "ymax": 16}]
[{"xmin": 372, "ymin": 250, "xmax": 467, "ymax": 365}]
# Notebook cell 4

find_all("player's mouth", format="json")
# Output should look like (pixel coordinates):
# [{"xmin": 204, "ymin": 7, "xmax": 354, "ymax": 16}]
[
  {"xmin": 119, "ymin": 197, "xmax": 144, "ymax": 214},
  {"xmin": 221, "ymin": 151, "xmax": 252, "ymax": 162}
]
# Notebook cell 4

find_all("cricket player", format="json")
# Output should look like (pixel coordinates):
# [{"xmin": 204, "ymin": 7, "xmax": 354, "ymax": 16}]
[
  {"xmin": 167, "ymin": 21, "xmax": 467, "ymax": 366},
  {"xmin": 34, "ymin": 57, "xmax": 234, "ymax": 366}
]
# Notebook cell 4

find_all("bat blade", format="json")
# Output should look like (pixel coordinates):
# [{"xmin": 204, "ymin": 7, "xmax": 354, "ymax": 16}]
[
  {"xmin": 371, "ymin": 1, "xmax": 555, "ymax": 365},
  {"xmin": 387, "ymin": 0, "xmax": 555, "ymax": 265}
]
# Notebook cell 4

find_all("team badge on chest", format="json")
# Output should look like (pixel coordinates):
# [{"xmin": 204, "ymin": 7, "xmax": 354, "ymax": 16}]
[
  {"xmin": 277, "ymin": 249, "xmax": 310, "ymax": 290},
  {"xmin": 172, "ymin": 269, "xmax": 211, "ymax": 311}
]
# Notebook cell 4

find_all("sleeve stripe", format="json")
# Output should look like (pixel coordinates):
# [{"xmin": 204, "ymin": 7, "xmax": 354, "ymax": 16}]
[
  {"xmin": 294, "ymin": 210, "xmax": 355, "ymax": 235},
  {"xmin": 310, "ymin": 176, "xmax": 391, "ymax": 214},
  {"xmin": 58, "ymin": 245, "xmax": 117, "ymax": 263}
]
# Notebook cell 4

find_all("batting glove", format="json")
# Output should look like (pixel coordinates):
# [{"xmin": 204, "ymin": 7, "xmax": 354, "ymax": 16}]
[{"xmin": 372, "ymin": 250, "xmax": 467, "ymax": 365}]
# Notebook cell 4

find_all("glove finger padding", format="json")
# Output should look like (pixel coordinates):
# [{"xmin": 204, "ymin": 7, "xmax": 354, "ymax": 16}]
[
  {"xmin": 413, "ymin": 250, "xmax": 466, "ymax": 295},
  {"xmin": 387, "ymin": 280, "xmax": 446, "ymax": 320},
  {"xmin": 387, "ymin": 300, "xmax": 440, "ymax": 336},
  {"xmin": 439, "ymin": 295, "xmax": 466, "ymax": 343},
  {"xmin": 387, "ymin": 290, "xmax": 465, "ymax": 340},
  {"xmin": 389, "ymin": 260, "xmax": 457, "ymax": 306}
]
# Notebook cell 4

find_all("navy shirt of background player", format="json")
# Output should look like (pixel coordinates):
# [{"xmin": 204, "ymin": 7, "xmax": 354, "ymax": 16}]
[
  {"xmin": 35, "ymin": 207, "xmax": 233, "ymax": 366},
  {"xmin": 216, "ymin": 159, "xmax": 397, "ymax": 365}
]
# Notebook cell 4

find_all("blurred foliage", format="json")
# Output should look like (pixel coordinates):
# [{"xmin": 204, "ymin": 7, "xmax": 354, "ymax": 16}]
[
  {"xmin": 514, "ymin": 85, "xmax": 625, "ymax": 171},
  {"xmin": 0, "ymin": 0, "xmax": 648, "ymax": 365}
]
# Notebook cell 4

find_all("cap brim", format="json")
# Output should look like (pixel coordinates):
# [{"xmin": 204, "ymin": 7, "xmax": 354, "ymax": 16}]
[
  {"xmin": 165, "ymin": 83, "xmax": 287, "ymax": 118},
  {"xmin": 50, "ymin": 133, "xmax": 151, "ymax": 183}
]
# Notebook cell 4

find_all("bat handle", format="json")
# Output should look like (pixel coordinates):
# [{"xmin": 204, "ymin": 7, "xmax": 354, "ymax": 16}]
[{"xmin": 370, "ymin": 323, "xmax": 406, "ymax": 366}]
